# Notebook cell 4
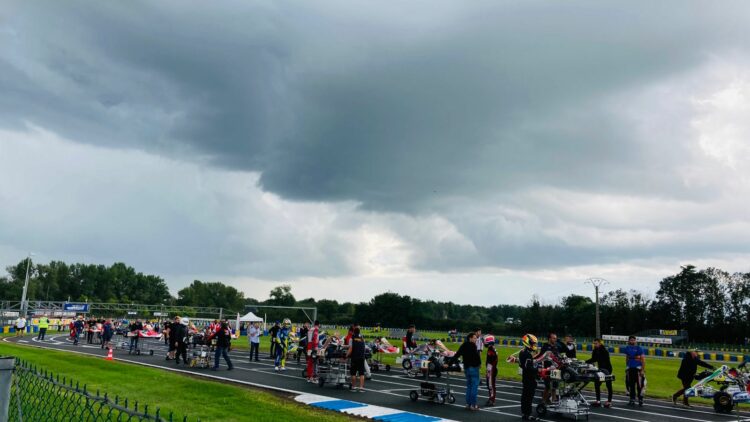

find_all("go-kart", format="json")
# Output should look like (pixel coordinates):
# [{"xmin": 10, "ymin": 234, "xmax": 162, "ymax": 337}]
[{"xmin": 686, "ymin": 363, "xmax": 750, "ymax": 413}]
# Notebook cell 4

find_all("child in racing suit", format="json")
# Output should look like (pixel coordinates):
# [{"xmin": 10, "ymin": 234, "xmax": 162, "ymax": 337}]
[
  {"xmin": 485, "ymin": 336, "xmax": 498, "ymax": 406},
  {"xmin": 519, "ymin": 334, "xmax": 539, "ymax": 421},
  {"xmin": 275, "ymin": 320, "xmax": 291, "ymax": 371}
]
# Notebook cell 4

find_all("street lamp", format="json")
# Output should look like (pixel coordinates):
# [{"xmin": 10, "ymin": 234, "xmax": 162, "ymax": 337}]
[
  {"xmin": 586, "ymin": 277, "xmax": 609, "ymax": 340},
  {"xmin": 20, "ymin": 252, "xmax": 35, "ymax": 317}
]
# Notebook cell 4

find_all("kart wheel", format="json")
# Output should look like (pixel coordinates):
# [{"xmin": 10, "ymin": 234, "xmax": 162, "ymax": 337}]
[
  {"xmin": 428, "ymin": 360, "xmax": 437, "ymax": 372},
  {"xmin": 136, "ymin": 350, "xmax": 141, "ymax": 356},
  {"xmin": 536, "ymin": 403, "xmax": 547, "ymax": 416},
  {"xmin": 302, "ymin": 370, "xmax": 307, "ymax": 378},
  {"xmin": 409, "ymin": 391, "xmax": 419, "ymax": 402},
  {"xmin": 437, "ymin": 395, "xmax": 445, "ymax": 405},
  {"xmin": 318, "ymin": 378, "xmax": 325, "ymax": 387},
  {"xmin": 562, "ymin": 368, "xmax": 575, "ymax": 382},
  {"xmin": 434, "ymin": 370, "xmax": 441, "ymax": 378},
  {"xmin": 386, "ymin": 364, "xmax": 391, "ymax": 371},
  {"xmin": 149, "ymin": 350, "xmax": 154, "ymax": 356},
  {"xmin": 447, "ymin": 394, "xmax": 455, "ymax": 404},
  {"xmin": 714, "ymin": 392, "xmax": 733, "ymax": 413},
  {"xmin": 402, "ymin": 359, "xmax": 412, "ymax": 370}
]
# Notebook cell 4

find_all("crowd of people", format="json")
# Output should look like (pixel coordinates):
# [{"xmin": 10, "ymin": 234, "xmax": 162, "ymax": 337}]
[{"xmin": 12, "ymin": 315, "xmax": 720, "ymax": 420}]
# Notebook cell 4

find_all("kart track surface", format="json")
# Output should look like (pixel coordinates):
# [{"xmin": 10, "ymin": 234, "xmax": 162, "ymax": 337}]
[{"xmin": 5, "ymin": 334, "xmax": 749, "ymax": 422}]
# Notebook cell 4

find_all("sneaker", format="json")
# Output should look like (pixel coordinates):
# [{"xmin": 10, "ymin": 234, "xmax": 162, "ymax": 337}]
[
  {"xmin": 604, "ymin": 401, "xmax": 612, "ymax": 408},
  {"xmin": 627, "ymin": 400, "xmax": 635, "ymax": 406},
  {"xmin": 683, "ymin": 402, "xmax": 691, "ymax": 407},
  {"xmin": 281, "ymin": 367, "xmax": 286, "ymax": 371},
  {"xmin": 485, "ymin": 400, "xmax": 495, "ymax": 406},
  {"xmin": 228, "ymin": 366, "xmax": 234, "ymax": 371},
  {"xmin": 359, "ymin": 389, "xmax": 365, "ymax": 393},
  {"xmin": 638, "ymin": 398, "xmax": 644, "ymax": 407},
  {"xmin": 672, "ymin": 395, "xmax": 678, "ymax": 405},
  {"xmin": 306, "ymin": 378, "xmax": 312, "ymax": 383},
  {"xmin": 591, "ymin": 401, "xmax": 601, "ymax": 408},
  {"xmin": 275, "ymin": 366, "xmax": 279, "ymax": 371}
]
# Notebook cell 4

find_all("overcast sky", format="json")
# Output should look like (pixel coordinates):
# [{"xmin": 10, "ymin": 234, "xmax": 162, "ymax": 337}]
[{"xmin": 2, "ymin": 1, "xmax": 750, "ymax": 306}]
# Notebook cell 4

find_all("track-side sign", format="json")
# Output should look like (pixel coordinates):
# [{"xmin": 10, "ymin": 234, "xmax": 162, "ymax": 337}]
[
  {"xmin": 63, "ymin": 303, "xmax": 89, "ymax": 312},
  {"xmin": 153, "ymin": 312, "xmax": 163, "ymax": 316},
  {"xmin": 603, "ymin": 334, "xmax": 672, "ymax": 345},
  {"xmin": 127, "ymin": 311, "xmax": 137, "ymax": 315},
  {"xmin": 2, "ymin": 311, "xmax": 19, "ymax": 317},
  {"xmin": 659, "ymin": 329, "xmax": 678, "ymax": 336}
]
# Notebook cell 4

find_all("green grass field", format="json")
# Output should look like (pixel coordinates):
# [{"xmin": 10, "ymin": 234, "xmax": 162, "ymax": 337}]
[{"xmin": 0, "ymin": 341, "xmax": 352, "ymax": 422}]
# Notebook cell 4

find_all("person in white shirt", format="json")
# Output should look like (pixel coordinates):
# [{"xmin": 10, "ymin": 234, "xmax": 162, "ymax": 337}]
[
  {"xmin": 248, "ymin": 322, "xmax": 261, "ymax": 362},
  {"xmin": 15, "ymin": 316, "xmax": 27, "ymax": 337}
]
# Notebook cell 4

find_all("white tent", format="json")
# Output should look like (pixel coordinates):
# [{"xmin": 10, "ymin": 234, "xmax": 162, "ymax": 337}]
[{"xmin": 239, "ymin": 311, "xmax": 263, "ymax": 322}]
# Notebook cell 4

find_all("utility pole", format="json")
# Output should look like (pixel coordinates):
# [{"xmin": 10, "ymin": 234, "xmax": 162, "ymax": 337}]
[
  {"xmin": 586, "ymin": 278, "xmax": 609, "ymax": 340},
  {"xmin": 20, "ymin": 253, "xmax": 34, "ymax": 318}
]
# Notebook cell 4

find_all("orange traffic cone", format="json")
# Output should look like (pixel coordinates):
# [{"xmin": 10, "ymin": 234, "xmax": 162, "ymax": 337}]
[{"xmin": 106, "ymin": 347, "xmax": 113, "ymax": 361}]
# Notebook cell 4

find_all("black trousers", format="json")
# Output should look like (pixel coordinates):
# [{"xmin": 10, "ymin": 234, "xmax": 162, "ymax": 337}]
[
  {"xmin": 249, "ymin": 342, "xmax": 259, "ymax": 361},
  {"xmin": 37, "ymin": 328, "xmax": 47, "ymax": 340},
  {"xmin": 594, "ymin": 379, "xmax": 613, "ymax": 402},
  {"xmin": 521, "ymin": 380, "xmax": 537, "ymax": 416},
  {"xmin": 673, "ymin": 378, "xmax": 692, "ymax": 402},
  {"xmin": 626, "ymin": 368, "xmax": 643, "ymax": 401},
  {"xmin": 176, "ymin": 341, "xmax": 187, "ymax": 363}
]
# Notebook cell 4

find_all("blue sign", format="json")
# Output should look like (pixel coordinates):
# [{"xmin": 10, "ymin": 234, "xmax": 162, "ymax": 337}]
[{"xmin": 63, "ymin": 303, "xmax": 89, "ymax": 312}]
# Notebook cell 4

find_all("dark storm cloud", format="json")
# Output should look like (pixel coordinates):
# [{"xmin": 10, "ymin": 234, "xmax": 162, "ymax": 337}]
[{"xmin": 3, "ymin": 1, "xmax": 750, "ymax": 213}]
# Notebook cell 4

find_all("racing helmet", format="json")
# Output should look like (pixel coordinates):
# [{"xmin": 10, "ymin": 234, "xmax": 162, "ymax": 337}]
[
  {"xmin": 483, "ymin": 335, "xmax": 496, "ymax": 346},
  {"xmin": 521, "ymin": 334, "xmax": 538, "ymax": 351},
  {"xmin": 181, "ymin": 317, "xmax": 189, "ymax": 325},
  {"xmin": 283, "ymin": 318, "xmax": 291, "ymax": 327}
]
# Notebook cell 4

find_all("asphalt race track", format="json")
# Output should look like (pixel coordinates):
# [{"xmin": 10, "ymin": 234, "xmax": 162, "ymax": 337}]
[{"xmin": 6, "ymin": 334, "xmax": 749, "ymax": 422}]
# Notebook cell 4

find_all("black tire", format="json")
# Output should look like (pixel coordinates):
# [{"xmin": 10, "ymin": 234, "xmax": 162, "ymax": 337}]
[
  {"xmin": 437, "ymin": 395, "xmax": 445, "ymax": 405},
  {"xmin": 536, "ymin": 403, "xmax": 547, "ymax": 416},
  {"xmin": 562, "ymin": 368, "xmax": 575, "ymax": 382},
  {"xmin": 302, "ymin": 370, "xmax": 307, "ymax": 378},
  {"xmin": 149, "ymin": 350, "xmax": 154, "ymax": 356},
  {"xmin": 318, "ymin": 378, "xmax": 325, "ymax": 388},
  {"xmin": 402, "ymin": 359, "xmax": 412, "ymax": 370},
  {"xmin": 386, "ymin": 364, "xmax": 391, "ymax": 371},
  {"xmin": 409, "ymin": 391, "xmax": 419, "ymax": 402},
  {"xmin": 136, "ymin": 349, "xmax": 141, "ymax": 356},
  {"xmin": 714, "ymin": 392, "xmax": 733, "ymax": 413},
  {"xmin": 448, "ymin": 394, "xmax": 456, "ymax": 404}
]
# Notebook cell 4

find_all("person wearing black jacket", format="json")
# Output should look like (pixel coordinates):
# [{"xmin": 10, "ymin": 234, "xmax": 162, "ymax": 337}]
[
  {"xmin": 172, "ymin": 319, "xmax": 188, "ymax": 365},
  {"xmin": 672, "ymin": 349, "xmax": 714, "ymax": 406},
  {"xmin": 209, "ymin": 322, "xmax": 234, "ymax": 371},
  {"xmin": 128, "ymin": 320, "xmax": 143, "ymax": 354},
  {"xmin": 269, "ymin": 322, "xmax": 280, "ymax": 358},
  {"xmin": 563, "ymin": 335, "xmax": 577, "ymax": 359},
  {"xmin": 586, "ymin": 338, "xmax": 613, "ymax": 407},
  {"xmin": 538, "ymin": 333, "xmax": 561, "ymax": 404},
  {"xmin": 451, "ymin": 333, "xmax": 481, "ymax": 411}
]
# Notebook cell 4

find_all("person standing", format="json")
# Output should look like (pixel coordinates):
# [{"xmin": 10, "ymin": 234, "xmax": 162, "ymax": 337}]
[
  {"xmin": 347, "ymin": 327, "xmax": 367, "ymax": 392},
  {"xmin": 519, "ymin": 334, "xmax": 539, "ymax": 421},
  {"xmin": 623, "ymin": 335, "xmax": 646, "ymax": 406},
  {"xmin": 269, "ymin": 321, "xmax": 281, "ymax": 358},
  {"xmin": 128, "ymin": 319, "xmax": 143, "ymax": 354},
  {"xmin": 403, "ymin": 325, "xmax": 417, "ymax": 354},
  {"xmin": 208, "ymin": 322, "xmax": 234, "ymax": 371},
  {"xmin": 563, "ymin": 334, "xmax": 577, "ymax": 359},
  {"xmin": 275, "ymin": 319, "xmax": 291, "ymax": 371},
  {"xmin": 484, "ymin": 335, "xmax": 498, "ymax": 406},
  {"xmin": 306, "ymin": 320, "xmax": 320, "ymax": 382},
  {"xmin": 672, "ymin": 348, "xmax": 714, "ymax": 406},
  {"xmin": 451, "ymin": 333, "xmax": 481, "ymax": 411},
  {"xmin": 248, "ymin": 322, "xmax": 261, "ymax": 362},
  {"xmin": 538, "ymin": 332, "xmax": 561, "ymax": 404},
  {"xmin": 73, "ymin": 316, "xmax": 84, "ymax": 345},
  {"xmin": 101, "ymin": 319, "xmax": 114, "ymax": 350},
  {"xmin": 586, "ymin": 338, "xmax": 613, "ymax": 408},
  {"xmin": 14, "ymin": 316, "xmax": 26, "ymax": 337},
  {"xmin": 297, "ymin": 321, "xmax": 309, "ymax": 363},
  {"xmin": 37, "ymin": 315, "xmax": 50, "ymax": 341},
  {"xmin": 173, "ymin": 317, "xmax": 188, "ymax": 365}
]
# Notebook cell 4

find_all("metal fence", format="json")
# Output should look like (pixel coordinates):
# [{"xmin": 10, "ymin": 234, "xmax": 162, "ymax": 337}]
[{"xmin": 2, "ymin": 358, "xmax": 195, "ymax": 422}]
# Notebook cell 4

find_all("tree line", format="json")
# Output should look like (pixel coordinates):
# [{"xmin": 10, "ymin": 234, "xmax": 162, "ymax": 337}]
[{"xmin": 2, "ymin": 259, "xmax": 749, "ymax": 343}]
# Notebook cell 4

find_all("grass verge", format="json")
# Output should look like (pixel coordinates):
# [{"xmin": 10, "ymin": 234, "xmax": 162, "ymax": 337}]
[{"xmin": 0, "ymin": 341, "xmax": 353, "ymax": 422}]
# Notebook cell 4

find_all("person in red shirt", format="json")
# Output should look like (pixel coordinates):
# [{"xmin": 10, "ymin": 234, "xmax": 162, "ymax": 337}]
[
  {"xmin": 306, "ymin": 320, "xmax": 320, "ymax": 382},
  {"xmin": 484, "ymin": 335, "xmax": 498, "ymax": 406}
]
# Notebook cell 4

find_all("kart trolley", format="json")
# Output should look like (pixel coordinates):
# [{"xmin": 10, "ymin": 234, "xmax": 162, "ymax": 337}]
[
  {"xmin": 536, "ymin": 356, "xmax": 614, "ymax": 420},
  {"xmin": 118, "ymin": 331, "xmax": 161, "ymax": 356},
  {"xmin": 317, "ymin": 344, "xmax": 350, "ymax": 389},
  {"xmin": 408, "ymin": 363, "xmax": 461, "ymax": 405}
]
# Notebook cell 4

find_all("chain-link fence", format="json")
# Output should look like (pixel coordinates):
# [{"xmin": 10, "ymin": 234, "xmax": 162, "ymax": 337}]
[{"xmin": 2, "ymin": 358, "xmax": 196, "ymax": 422}]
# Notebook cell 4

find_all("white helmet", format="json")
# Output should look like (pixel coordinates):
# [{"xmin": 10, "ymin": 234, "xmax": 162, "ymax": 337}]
[
  {"xmin": 181, "ymin": 317, "xmax": 189, "ymax": 325},
  {"xmin": 283, "ymin": 318, "xmax": 291, "ymax": 326}
]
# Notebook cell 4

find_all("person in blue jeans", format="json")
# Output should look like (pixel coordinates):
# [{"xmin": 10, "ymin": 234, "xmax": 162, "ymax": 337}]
[
  {"xmin": 208, "ymin": 322, "xmax": 234, "ymax": 371},
  {"xmin": 73, "ymin": 316, "xmax": 84, "ymax": 346},
  {"xmin": 451, "ymin": 332, "xmax": 481, "ymax": 411}
]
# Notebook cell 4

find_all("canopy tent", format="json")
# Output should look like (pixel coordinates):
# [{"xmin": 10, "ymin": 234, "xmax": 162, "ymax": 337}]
[{"xmin": 239, "ymin": 311, "xmax": 263, "ymax": 322}]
